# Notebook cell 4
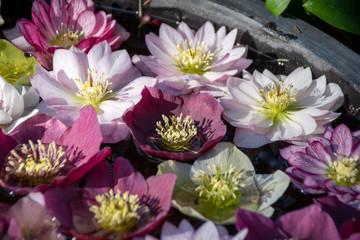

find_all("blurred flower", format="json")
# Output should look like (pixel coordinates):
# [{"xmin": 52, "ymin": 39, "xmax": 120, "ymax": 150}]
[
  {"xmin": 157, "ymin": 142, "xmax": 289, "ymax": 224},
  {"xmin": 134, "ymin": 21, "xmax": 252, "ymax": 96},
  {"xmin": 0, "ymin": 75, "xmax": 39, "ymax": 134},
  {"xmin": 0, "ymin": 0, "xmax": 3, "ymax": 26},
  {"xmin": 139, "ymin": 15, "xmax": 161, "ymax": 28},
  {"xmin": 3, "ymin": 0, "xmax": 130, "ymax": 69},
  {"xmin": 3, "ymin": 192, "xmax": 65, "ymax": 240},
  {"xmin": 0, "ymin": 105, "xmax": 110, "ymax": 195},
  {"xmin": 30, "ymin": 41, "xmax": 156, "ymax": 143},
  {"xmin": 236, "ymin": 195, "xmax": 360, "ymax": 240},
  {"xmin": 220, "ymin": 67, "xmax": 344, "ymax": 148},
  {"xmin": 280, "ymin": 124, "xmax": 360, "ymax": 203},
  {"xmin": 0, "ymin": 39, "xmax": 39, "ymax": 85},
  {"xmin": 123, "ymin": 87, "xmax": 226, "ymax": 162},
  {"xmin": 45, "ymin": 157, "xmax": 177, "ymax": 240},
  {"xmin": 135, "ymin": 219, "xmax": 248, "ymax": 240}
]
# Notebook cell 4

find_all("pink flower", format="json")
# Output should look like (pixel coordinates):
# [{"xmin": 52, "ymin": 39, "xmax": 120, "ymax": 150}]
[
  {"xmin": 3, "ymin": 0, "xmax": 130, "ymax": 69},
  {"xmin": 30, "ymin": 41, "xmax": 156, "ymax": 143},
  {"xmin": 0, "ymin": 105, "xmax": 110, "ymax": 195},
  {"xmin": 44, "ymin": 157, "xmax": 177, "ymax": 240},
  {"xmin": 134, "ymin": 21, "xmax": 252, "ymax": 96},
  {"xmin": 123, "ymin": 87, "xmax": 226, "ymax": 162},
  {"xmin": 280, "ymin": 124, "xmax": 360, "ymax": 203}
]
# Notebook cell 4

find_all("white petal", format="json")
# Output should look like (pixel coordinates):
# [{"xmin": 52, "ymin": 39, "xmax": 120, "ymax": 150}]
[
  {"xmin": 87, "ymin": 40, "xmax": 112, "ymax": 69},
  {"xmin": 284, "ymin": 67, "xmax": 312, "ymax": 92},
  {"xmin": 233, "ymin": 128, "xmax": 271, "ymax": 148}
]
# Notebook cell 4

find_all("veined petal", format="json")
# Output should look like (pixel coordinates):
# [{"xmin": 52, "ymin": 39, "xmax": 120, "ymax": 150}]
[
  {"xmin": 75, "ymin": 10, "xmax": 96, "ymax": 37},
  {"xmin": 159, "ymin": 23, "xmax": 184, "ymax": 46},
  {"xmin": 87, "ymin": 40, "xmax": 112, "ymax": 69},
  {"xmin": 193, "ymin": 21, "xmax": 216, "ymax": 51},
  {"xmin": 177, "ymin": 22, "xmax": 195, "ymax": 40},
  {"xmin": 284, "ymin": 67, "xmax": 312, "ymax": 92}
]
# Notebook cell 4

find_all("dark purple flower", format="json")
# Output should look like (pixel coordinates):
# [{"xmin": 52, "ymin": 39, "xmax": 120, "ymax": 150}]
[
  {"xmin": 280, "ymin": 124, "xmax": 360, "ymax": 203},
  {"xmin": 123, "ymin": 87, "xmax": 226, "ymax": 162},
  {"xmin": 0, "ymin": 105, "xmax": 110, "ymax": 195},
  {"xmin": 44, "ymin": 157, "xmax": 177, "ymax": 240}
]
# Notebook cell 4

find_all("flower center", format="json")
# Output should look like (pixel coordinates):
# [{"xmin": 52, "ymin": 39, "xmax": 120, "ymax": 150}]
[
  {"xmin": 51, "ymin": 23, "xmax": 84, "ymax": 49},
  {"xmin": 89, "ymin": 190, "xmax": 142, "ymax": 232},
  {"xmin": 175, "ymin": 40, "xmax": 215, "ymax": 75},
  {"xmin": 154, "ymin": 113, "xmax": 197, "ymax": 152},
  {"xmin": 5, "ymin": 140, "xmax": 67, "ymax": 187},
  {"xmin": 259, "ymin": 82, "xmax": 296, "ymax": 122},
  {"xmin": 75, "ymin": 68, "xmax": 112, "ymax": 111},
  {"xmin": 194, "ymin": 164, "xmax": 244, "ymax": 208},
  {"xmin": 327, "ymin": 154, "xmax": 360, "ymax": 186}
]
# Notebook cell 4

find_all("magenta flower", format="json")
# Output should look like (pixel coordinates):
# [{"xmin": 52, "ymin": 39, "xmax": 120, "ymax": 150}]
[
  {"xmin": 0, "ymin": 105, "xmax": 110, "ymax": 195},
  {"xmin": 3, "ymin": 0, "xmax": 130, "ymax": 69},
  {"xmin": 134, "ymin": 21, "xmax": 252, "ymax": 96},
  {"xmin": 44, "ymin": 157, "xmax": 177, "ymax": 240},
  {"xmin": 280, "ymin": 124, "xmax": 360, "ymax": 203},
  {"xmin": 30, "ymin": 41, "xmax": 156, "ymax": 143},
  {"xmin": 123, "ymin": 87, "xmax": 226, "ymax": 162}
]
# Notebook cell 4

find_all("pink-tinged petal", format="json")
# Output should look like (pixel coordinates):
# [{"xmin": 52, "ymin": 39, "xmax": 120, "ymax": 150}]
[
  {"xmin": 178, "ymin": 219, "xmax": 195, "ymax": 239},
  {"xmin": 96, "ymin": 50, "xmax": 132, "ymax": 90},
  {"xmin": 142, "ymin": 58, "xmax": 178, "ymax": 76},
  {"xmin": 339, "ymin": 221, "xmax": 360, "ymax": 240},
  {"xmin": 159, "ymin": 222, "xmax": 188, "ymax": 240},
  {"xmin": 31, "ymin": 0, "xmax": 56, "ymax": 39},
  {"xmin": 31, "ymin": 65, "xmax": 79, "ymax": 105},
  {"xmin": 128, "ymin": 173, "xmax": 177, "ymax": 238},
  {"xmin": 272, "ymin": 118, "xmax": 302, "ymax": 141},
  {"xmin": 276, "ymin": 204, "xmax": 341, "ymax": 240},
  {"xmin": 324, "ymin": 126, "xmax": 335, "ymax": 140},
  {"xmin": 145, "ymin": 34, "xmax": 176, "ymax": 62},
  {"xmin": 66, "ymin": 0, "xmax": 88, "ymax": 28},
  {"xmin": 252, "ymin": 70, "xmax": 276, "ymax": 89},
  {"xmin": 84, "ymin": 160, "xmax": 113, "ymax": 199},
  {"xmin": 87, "ymin": 41, "xmax": 112, "ymax": 69},
  {"xmin": 53, "ymin": 47, "xmax": 89, "ymax": 89},
  {"xmin": 177, "ymin": 21, "xmax": 194, "ymax": 40},
  {"xmin": 30, "ymin": 51, "xmax": 53, "ymax": 70},
  {"xmin": 193, "ymin": 221, "xmax": 220, "ymax": 240},
  {"xmin": 235, "ymin": 209, "xmax": 288, "ymax": 240},
  {"xmin": 218, "ymin": 28, "xmax": 237, "ymax": 54},
  {"xmin": 113, "ymin": 157, "xmax": 148, "ymax": 198},
  {"xmin": 319, "ymin": 83, "xmax": 344, "ymax": 111},
  {"xmin": 159, "ymin": 23, "xmax": 184, "ymax": 46},
  {"xmin": 3, "ymin": 23, "xmax": 35, "ymax": 52},
  {"xmin": 90, "ymin": 11, "xmax": 107, "ymax": 37},
  {"xmin": 227, "ymin": 77, "xmax": 263, "ymax": 105},
  {"xmin": 308, "ymin": 140, "xmax": 333, "ymax": 164},
  {"xmin": 75, "ymin": 37, "xmax": 98, "ymax": 53},
  {"xmin": 286, "ymin": 111, "xmax": 317, "ymax": 135},
  {"xmin": 331, "ymin": 124, "xmax": 353, "ymax": 157},
  {"xmin": 17, "ymin": 19, "xmax": 48, "ymax": 50},
  {"xmin": 76, "ymin": 10, "xmax": 96, "ymax": 36},
  {"xmin": 303, "ymin": 175, "xmax": 327, "ymax": 191},
  {"xmin": 193, "ymin": 22, "xmax": 216, "ymax": 50},
  {"xmin": 284, "ymin": 67, "xmax": 312, "ymax": 93},
  {"xmin": 58, "ymin": 106, "xmax": 103, "ymax": 164},
  {"xmin": 288, "ymin": 152, "xmax": 327, "ymax": 174},
  {"xmin": 0, "ymin": 131, "xmax": 17, "ymax": 162},
  {"xmin": 286, "ymin": 167, "xmax": 327, "ymax": 195},
  {"xmin": 215, "ymin": 26, "xmax": 227, "ymax": 45},
  {"xmin": 295, "ymin": 75, "xmax": 326, "ymax": 102},
  {"xmin": 49, "ymin": 0, "xmax": 68, "ymax": 30},
  {"xmin": 234, "ymin": 128, "xmax": 271, "ymax": 148},
  {"xmin": 103, "ymin": 120, "xmax": 130, "ymax": 143},
  {"xmin": 352, "ymin": 141, "xmax": 360, "ymax": 159},
  {"xmin": 280, "ymin": 145, "xmax": 307, "ymax": 160}
]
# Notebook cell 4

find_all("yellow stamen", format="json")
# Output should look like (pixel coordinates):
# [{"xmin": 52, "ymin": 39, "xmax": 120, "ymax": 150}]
[
  {"xmin": 327, "ymin": 154, "xmax": 360, "ymax": 186},
  {"xmin": 51, "ymin": 22, "xmax": 84, "ymax": 49}
]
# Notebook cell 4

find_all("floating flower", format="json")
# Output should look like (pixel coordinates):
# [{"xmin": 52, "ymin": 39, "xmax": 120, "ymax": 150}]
[
  {"xmin": 220, "ymin": 67, "xmax": 344, "ymax": 148},
  {"xmin": 135, "ymin": 219, "xmax": 248, "ymax": 240},
  {"xmin": 3, "ymin": 192, "xmax": 65, "ymax": 240},
  {"xmin": 280, "ymin": 124, "xmax": 360, "ymax": 203},
  {"xmin": 0, "ymin": 75, "xmax": 39, "ymax": 134},
  {"xmin": 0, "ymin": 105, "xmax": 110, "ymax": 195},
  {"xmin": 157, "ymin": 142, "xmax": 289, "ymax": 223},
  {"xmin": 3, "ymin": 0, "xmax": 130, "ymax": 69},
  {"xmin": 30, "ymin": 41, "xmax": 156, "ymax": 143},
  {"xmin": 123, "ymin": 87, "xmax": 226, "ymax": 162},
  {"xmin": 134, "ymin": 21, "xmax": 252, "ymax": 96},
  {"xmin": 44, "ymin": 157, "xmax": 177, "ymax": 240},
  {"xmin": 0, "ymin": 39, "xmax": 39, "ymax": 85}
]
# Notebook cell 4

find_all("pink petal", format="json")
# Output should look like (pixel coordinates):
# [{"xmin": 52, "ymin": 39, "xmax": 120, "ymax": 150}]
[
  {"xmin": 84, "ymin": 161, "xmax": 113, "ymax": 199},
  {"xmin": 87, "ymin": 40, "xmax": 112, "ymax": 69},
  {"xmin": 17, "ymin": 19, "xmax": 48, "ymax": 49},
  {"xmin": 331, "ymin": 124, "xmax": 353, "ymax": 157},
  {"xmin": 0, "ymin": 131, "xmax": 17, "ymax": 162},
  {"xmin": 49, "ymin": 0, "xmax": 68, "ymax": 31},
  {"xmin": 288, "ymin": 152, "xmax": 327, "ymax": 174},
  {"xmin": 159, "ymin": 23, "xmax": 184, "ymax": 46},
  {"xmin": 145, "ymin": 33, "xmax": 176, "ymax": 62},
  {"xmin": 66, "ymin": 0, "xmax": 88, "ymax": 28},
  {"xmin": 284, "ymin": 67, "xmax": 312, "ymax": 93},
  {"xmin": 31, "ymin": 0, "xmax": 56, "ymax": 39},
  {"xmin": 75, "ymin": 10, "xmax": 96, "ymax": 36},
  {"xmin": 177, "ymin": 22, "xmax": 194, "ymax": 40},
  {"xmin": 193, "ymin": 21, "xmax": 216, "ymax": 50}
]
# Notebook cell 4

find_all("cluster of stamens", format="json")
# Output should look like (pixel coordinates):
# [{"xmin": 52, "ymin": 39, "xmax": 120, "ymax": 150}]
[
  {"xmin": 5, "ymin": 140, "xmax": 67, "ymax": 187},
  {"xmin": 327, "ymin": 154, "xmax": 360, "ymax": 186},
  {"xmin": 75, "ymin": 68, "xmax": 112, "ymax": 111},
  {"xmin": 175, "ymin": 40, "xmax": 216, "ymax": 74},
  {"xmin": 155, "ymin": 113, "xmax": 197, "ymax": 152},
  {"xmin": 194, "ymin": 164, "xmax": 244, "ymax": 208},
  {"xmin": 259, "ymin": 82, "xmax": 296, "ymax": 120},
  {"xmin": 51, "ymin": 22, "xmax": 84, "ymax": 49},
  {"xmin": 90, "ymin": 189, "xmax": 142, "ymax": 232},
  {"xmin": 0, "ymin": 59, "xmax": 27, "ymax": 85}
]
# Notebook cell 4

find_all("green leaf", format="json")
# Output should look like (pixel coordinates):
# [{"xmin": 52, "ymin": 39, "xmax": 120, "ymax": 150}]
[
  {"xmin": 266, "ymin": 0, "xmax": 292, "ymax": 16},
  {"xmin": 0, "ymin": 39, "xmax": 39, "ymax": 85},
  {"xmin": 303, "ymin": 0, "xmax": 360, "ymax": 35}
]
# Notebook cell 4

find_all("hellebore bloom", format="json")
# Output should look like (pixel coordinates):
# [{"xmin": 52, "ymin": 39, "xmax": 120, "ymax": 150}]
[
  {"xmin": 135, "ymin": 219, "xmax": 248, "ymax": 240},
  {"xmin": 0, "ymin": 105, "xmax": 111, "ymax": 195},
  {"xmin": 0, "ymin": 39, "xmax": 39, "ymax": 86},
  {"xmin": 0, "ymin": 75, "xmax": 39, "ymax": 134},
  {"xmin": 3, "ymin": 192, "xmax": 66, "ymax": 240},
  {"xmin": 280, "ymin": 124, "xmax": 360, "ymax": 203},
  {"xmin": 220, "ymin": 67, "xmax": 344, "ymax": 148},
  {"xmin": 44, "ymin": 157, "xmax": 177, "ymax": 240},
  {"xmin": 123, "ymin": 87, "xmax": 226, "ymax": 162},
  {"xmin": 3, "ymin": 0, "xmax": 130, "ymax": 69},
  {"xmin": 135, "ymin": 21, "xmax": 252, "ymax": 96},
  {"xmin": 157, "ymin": 142, "xmax": 290, "ymax": 224},
  {"xmin": 30, "ymin": 41, "xmax": 156, "ymax": 143}
]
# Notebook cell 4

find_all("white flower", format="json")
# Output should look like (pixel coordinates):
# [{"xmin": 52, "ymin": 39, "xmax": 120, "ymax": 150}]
[{"xmin": 220, "ymin": 67, "xmax": 344, "ymax": 148}]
